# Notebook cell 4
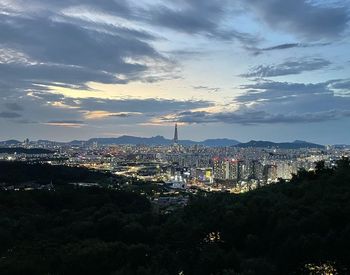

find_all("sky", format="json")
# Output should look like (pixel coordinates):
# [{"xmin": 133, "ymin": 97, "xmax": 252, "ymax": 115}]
[{"xmin": 0, "ymin": 0, "xmax": 350, "ymax": 144}]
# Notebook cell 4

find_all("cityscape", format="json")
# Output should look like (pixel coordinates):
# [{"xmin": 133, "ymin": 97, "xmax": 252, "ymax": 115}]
[
  {"xmin": 1, "ymin": 0, "xmax": 350, "ymax": 274},
  {"xmin": 1, "ymin": 123, "xmax": 349, "ymax": 194}
]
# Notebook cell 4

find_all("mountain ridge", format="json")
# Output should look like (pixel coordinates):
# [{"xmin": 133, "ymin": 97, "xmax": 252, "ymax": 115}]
[
  {"xmin": 86, "ymin": 135, "xmax": 241, "ymax": 147},
  {"xmin": 0, "ymin": 136, "xmax": 327, "ymax": 148},
  {"xmin": 0, "ymin": 136, "xmax": 241, "ymax": 147}
]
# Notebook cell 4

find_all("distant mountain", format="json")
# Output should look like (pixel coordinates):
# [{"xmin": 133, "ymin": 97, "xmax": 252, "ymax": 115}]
[
  {"xmin": 292, "ymin": 140, "xmax": 309, "ymax": 144},
  {"xmin": 2, "ymin": 136, "xmax": 239, "ymax": 147},
  {"xmin": 0, "ymin": 137, "xmax": 325, "ymax": 148},
  {"xmin": 201, "ymin": 138, "xmax": 240, "ymax": 147},
  {"xmin": 235, "ymin": 140, "xmax": 324, "ymax": 149},
  {"xmin": 87, "ymin": 135, "xmax": 172, "ymax": 146},
  {"xmin": 85, "ymin": 136, "xmax": 241, "ymax": 147}
]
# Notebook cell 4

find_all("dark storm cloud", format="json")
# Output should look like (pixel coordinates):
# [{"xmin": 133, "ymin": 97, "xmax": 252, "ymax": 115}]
[
  {"xmin": 245, "ymin": 0, "xmax": 349, "ymax": 40},
  {"xmin": 240, "ymin": 58, "xmax": 331, "ymax": 78}
]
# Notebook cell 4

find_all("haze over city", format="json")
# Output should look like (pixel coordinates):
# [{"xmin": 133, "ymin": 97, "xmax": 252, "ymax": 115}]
[{"xmin": 1, "ymin": 0, "xmax": 350, "ymax": 143}]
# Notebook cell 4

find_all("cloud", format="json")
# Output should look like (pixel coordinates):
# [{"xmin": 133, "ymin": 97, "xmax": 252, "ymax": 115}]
[
  {"xmin": 41, "ymin": 96, "xmax": 214, "ymax": 114},
  {"xmin": 4, "ymin": 103, "xmax": 24, "ymax": 111},
  {"xmin": 249, "ymin": 42, "xmax": 332, "ymax": 55},
  {"xmin": 161, "ymin": 109, "xmax": 350, "ymax": 125},
  {"xmin": 143, "ymin": 0, "xmax": 257, "ymax": 43},
  {"xmin": 329, "ymin": 79, "xmax": 350, "ymax": 90},
  {"xmin": 2, "ymin": 0, "xmax": 257, "ymax": 44},
  {"xmin": 0, "ymin": 0, "xmax": 134, "ymax": 20},
  {"xmin": 0, "ymin": 63, "xmax": 127, "ymax": 88},
  {"xmin": 193, "ymin": 86, "xmax": 221, "ymax": 93},
  {"xmin": 240, "ymin": 58, "xmax": 331, "ymax": 78},
  {"xmin": 44, "ymin": 120, "xmax": 85, "ymax": 128},
  {"xmin": 83, "ymin": 111, "xmax": 141, "ymax": 120},
  {"xmin": 157, "ymin": 78, "xmax": 350, "ymax": 126},
  {"xmin": 1, "ymin": 0, "xmax": 349, "ymax": 141},
  {"xmin": 2, "ymin": 89, "xmax": 213, "ymax": 127},
  {"xmin": 0, "ymin": 12, "xmax": 173, "ymax": 92},
  {"xmin": 262, "ymin": 43, "xmax": 301, "ymax": 51},
  {"xmin": 244, "ymin": 0, "xmax": 349, "ymax": 40},
  {"xmin": 234, "ymin": 79, "xmax": 350, "ymax": 117},
  {"xmin": 237, "ymin": 80, "xmax": 333, "ymax": 103},
  {"xmin": 14, "ymin": 119, "xmax": 37, "ymax": 124},
  {"xmin": 0, "ymin": 112, "xmax": 22, "ymax": 118}
]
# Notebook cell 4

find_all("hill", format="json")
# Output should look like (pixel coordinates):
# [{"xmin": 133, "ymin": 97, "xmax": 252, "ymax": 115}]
[
  {"xmin": 0, "ymin": 159, "xmax": 349, "ymax": 274},
  {"xmin": 0, "ymin": 161, "xmax": 115, "ymax": 185}
]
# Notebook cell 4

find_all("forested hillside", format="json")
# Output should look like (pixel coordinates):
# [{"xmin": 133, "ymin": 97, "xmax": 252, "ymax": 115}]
[{"xmin": 0, "ymin": 159, "xmax": 349, "ymax": 274}]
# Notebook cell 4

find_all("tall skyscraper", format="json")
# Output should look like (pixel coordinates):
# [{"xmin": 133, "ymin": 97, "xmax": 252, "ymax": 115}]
[{"xmin": 173, "ymin": 123, "xmax": 178, "ymax": 144}]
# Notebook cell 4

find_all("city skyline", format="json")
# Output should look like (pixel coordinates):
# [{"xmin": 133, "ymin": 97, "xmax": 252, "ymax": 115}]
[
  {"xmin": 0, "ymin": 122, "xmax": 336, "ymax": 146},
  {"xmin": 1, "ymin": 0, "xmax": 350, "ymax": 144}
]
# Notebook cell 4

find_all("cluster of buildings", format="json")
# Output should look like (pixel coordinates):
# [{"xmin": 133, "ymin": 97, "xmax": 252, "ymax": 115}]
[{"xmin": 1, "ymin": 125, "xmax": 349, "ymax": 193}]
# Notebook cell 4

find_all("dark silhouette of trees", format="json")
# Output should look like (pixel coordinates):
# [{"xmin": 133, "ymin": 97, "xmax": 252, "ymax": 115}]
[
  {"xmin": 0, "ymin": 158, "xmax": 350, "ymax": 274},
  {"xmin": 0, "ymin": 161, "xmax": 114, "ymax": 184}
]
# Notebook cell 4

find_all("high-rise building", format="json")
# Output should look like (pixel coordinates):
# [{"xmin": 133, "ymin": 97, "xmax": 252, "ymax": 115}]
[
  {"xmin": 213, "ymin": 157, "xmax": 226, "ymax": 180},
  {"xmin": 250, "ymin": 160, "xmax": 264, "ymax": 180},
  {"xmin": 173, "ymin": 123, "xmax": 178, "ymax": 144},
  {"xmin": 264, "ymin": 164, "xmax": 277, "ymax": 182},
  {"xmin": 213, "ymin": 157, "xmax": 240, "ymax": 182},
  {"xmin": 23, "ymin": 138, "xmax": 30, "ymax": 147}
]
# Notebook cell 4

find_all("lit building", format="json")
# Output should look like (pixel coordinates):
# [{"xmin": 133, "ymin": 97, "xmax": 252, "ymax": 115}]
[
  {"xmin": 213, "ymin": 158, "xmax": 240, "ymax": 182},
  {"xmin": 264, "ymin": 164, "xmax": 277, "ymax": 182},
  {"xmin": 195, "ymin": 168, "xmax": 214, "ymax": 184}
]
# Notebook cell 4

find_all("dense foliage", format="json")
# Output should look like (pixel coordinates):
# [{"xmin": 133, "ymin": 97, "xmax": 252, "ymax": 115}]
[
  {"xmin": 0, "ymin": 161, "xmax": 113, "ymax": 184},
  {"xmin": 0, "ymin": 159, "xmax": 350, "ymax": 274}
]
